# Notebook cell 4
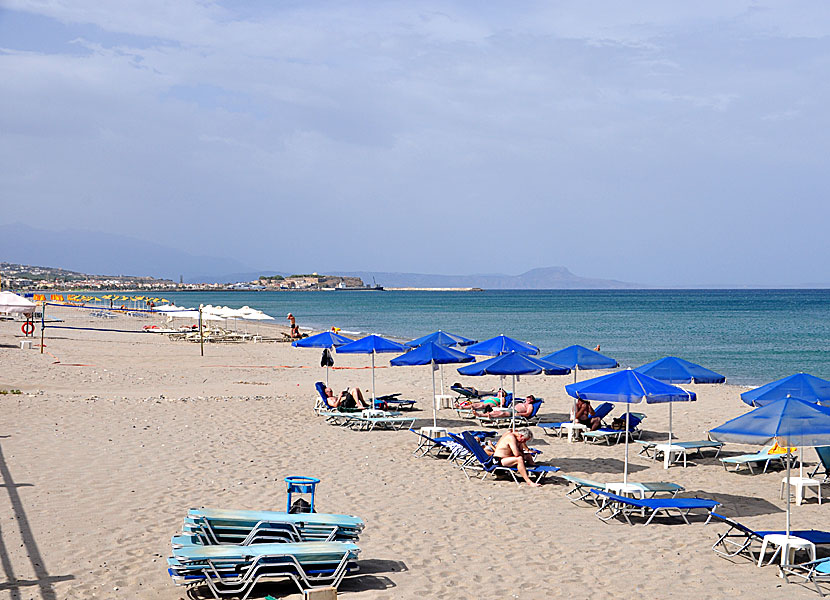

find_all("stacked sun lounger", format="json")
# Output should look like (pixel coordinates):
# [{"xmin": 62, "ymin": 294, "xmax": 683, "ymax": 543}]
[{"xmin": 168, "ymin": 507, "xmax": 364, "ymax": 598}]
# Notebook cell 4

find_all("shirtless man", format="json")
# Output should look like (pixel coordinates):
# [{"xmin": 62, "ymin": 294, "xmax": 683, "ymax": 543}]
[
  {"xmin": 490, "ymin": 428, "xmax": 541, "ymax": 487},
  {"xmin": 324, "ymin": 386, "xmax": 369, "ymax": 409},
  {"xmin": 574, "ymin": 397, "xmax": 601, "ymax": 430}
]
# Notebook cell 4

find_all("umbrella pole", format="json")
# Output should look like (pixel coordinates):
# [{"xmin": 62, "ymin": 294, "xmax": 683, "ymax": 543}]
[
  {"xmin": 571, "ymin": 368, "xmax": 578, "ymax": 425},
  {"xmin": 511, "ymin": 375, "xmax": 517, "ymax": 431},
  {"xmin": 371, "ymin": 352, "xmax": 376, "ymax": 405},
  {"xmin": 325, "ymin": 364, "xmax": 329, "ymax": 387},
  {"xmin": 668, "ymin": 402, "xmax": 673, "ymax": 444},
  {"xmin": 431, "ymin": 361, "xmax": 437, "ymax": 428},
  {"xmin": 439, "ymin": 364, "xmax": 445, "ymax": 395},
  {"xmin": 786, "ymin": 451, "xmax": 792, "ymax": 537},
  {"xmin": 624, "ymin": 405, "xmax": 631, "ymax": 485}
]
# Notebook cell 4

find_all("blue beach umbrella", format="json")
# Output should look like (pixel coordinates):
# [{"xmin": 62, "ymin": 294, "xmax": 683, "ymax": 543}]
[
  {"xmin": 336, "ymin": 335, "xmax": 407, "ymax": 403},
  {"xmin": 292, "ymin": 331, "xmax": 353, "ymax": 386},
  {"xmin": 391, "ymin": 342, "xmax": 475, "ymax": 427},
  {"xmin": 405, "ymin": 330, "xmax": 477, "ymax": 395},
  {"xmin": 405, "ymin": 330, "xmax": 476, "ymax": 348},
  {"xmin": 634, "ymin": 356, "xmax": 721, "ymax": 443},
  {"xmin": 459, "ymin": 351, "xmax": 570, "ymax": 430},
  {"xmin": 635, "ymin": 356, "xmax": 725, "ymax": 384},
  {"xmin": 542, "ymin": 344, "xmax": 618, "ymax": 384},
  {"xmin": 741, "ymin": 373, "xmax": 830, "ymax": 408},
  {"xmin": 566, "ymin": 369, "xmax": 696, "ymax": 484},
  {"xmin": 465, "ymin": 334, "xmax": 539, "ymax": 357},
  {"xmin": 710, "ymin": 397, "xmax": 830, "ymax": 536}
]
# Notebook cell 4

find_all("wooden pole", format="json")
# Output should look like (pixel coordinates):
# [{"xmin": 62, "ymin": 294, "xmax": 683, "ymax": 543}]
[
  {"xmin": 199, "ymin": 304, "xmax": 204, "ymax": 357},
  {"xmin": 39, "ymin": 302, "xmax": 45, "ymax": 354}
]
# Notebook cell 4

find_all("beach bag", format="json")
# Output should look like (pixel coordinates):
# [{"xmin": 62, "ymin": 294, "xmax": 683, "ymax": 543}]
[
  {"xmin": 289, "ymin": 498, "xmax": 314, "ymax": 514},
  {"xmin": 321, "ymin": 348, "xmax": 334, "ymax": 367},
  {"xmin": 611, "ymin": 417, "xmax": 626, "ymax": 430}
]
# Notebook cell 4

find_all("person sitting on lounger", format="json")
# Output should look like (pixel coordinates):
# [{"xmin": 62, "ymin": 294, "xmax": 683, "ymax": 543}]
[
  {"xmin": 324, "ymin": 386, "xmax": 369, "ymax": 409},
  {"xmin": 474, "ymin": 395, "xmax": 537, "ymax": 418},
  {"xmin": 487, "ymin": 428, "xmax": 541, "ymax": 487},
  {"xmin": 574, "ymin": 397, "xmax": 601, "ymax": 431},
  {"xmin": 290, "ymin": 324, "xmax": 304, "ymax": 339}
]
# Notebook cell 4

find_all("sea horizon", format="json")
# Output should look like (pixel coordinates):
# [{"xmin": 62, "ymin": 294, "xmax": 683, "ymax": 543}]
[{"xmin": 125, "ymin": 288, "xmax": 830, "ymax": 388}]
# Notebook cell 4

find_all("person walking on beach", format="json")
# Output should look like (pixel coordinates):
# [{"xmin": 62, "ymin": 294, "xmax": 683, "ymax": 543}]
[
  {"xmin": 287, "ymin": 313, "xmax": 296, "ymax": 327},
  {"xmin": 488, "ymin": 428, "xmax": 541, "ymax": 487}
]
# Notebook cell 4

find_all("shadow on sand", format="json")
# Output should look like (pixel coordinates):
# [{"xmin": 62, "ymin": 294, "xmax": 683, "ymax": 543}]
[{"xmin": 0, "ymin": 442, "xmax": 74, "ymax": 600}]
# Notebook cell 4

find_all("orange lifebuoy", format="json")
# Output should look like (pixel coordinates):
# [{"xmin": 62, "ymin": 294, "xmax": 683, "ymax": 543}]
[{"xmin": 21, "ymin": 321, "xmax": 34, "ymax": 335}]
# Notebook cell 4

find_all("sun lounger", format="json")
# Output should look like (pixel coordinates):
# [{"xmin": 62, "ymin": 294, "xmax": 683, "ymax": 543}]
[
  {"xmin": 561, "ymin": 475, "xmax": 684, "ymax": 504},
  {"xmin": 581, "ymin": 413, "xmax": 646, "ymax": 445},
  {"xmin": 450, "ymin": 432, "xmax": 559, "ymax": 485},
  {"xmin": 313, "ymin": 382, "xmax": 363, "ymax": 416},
  {"xmin": 781, "ymin": 557, "xmax": 830, "ymax": 596},
  {"xmin": 345, "ymin": 412, "xmax": 416, "ymax": 431},
  {"xmin": 721, "ymin": 445, "xmax": 798, "ymax": 474},
  {"xmin": 810, "ymin": 446, "xmax": 830, "ymax": 481},
  {"xmin": 183, "ymin": 508, "xmax": 364, "ymax": 546},
  {"xmin": 538, "ymin": 402, "xmax": 614, "ymax": 438},
  {"xmin": 168, "ymin": 541, "xmax": 359, "ymax": 599},
  {"xmin": 708, "ymin": 512, "xmax": 830, "ymax": 564},
  {"xmin": 475, "ymin": 398, "xmax": 545, "ymax": 428},
  {"xmin": 588, "ymin": 488, "xmax": 720, "ymax": 525},
  {"xmin": 636, "ymin": 439, "xmax": 724, "ymax": 466}
]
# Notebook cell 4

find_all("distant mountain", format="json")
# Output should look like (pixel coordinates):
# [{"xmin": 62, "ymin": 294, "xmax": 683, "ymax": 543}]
[
  {"xmin": 328, "ymin": 267, "xmax": 640, "ymax": 289},
  {"xmin": 0, "ymin": 223, "xmax": 251, "ymax": 281}
]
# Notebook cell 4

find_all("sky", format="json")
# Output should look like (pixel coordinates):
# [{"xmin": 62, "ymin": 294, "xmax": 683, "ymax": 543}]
[{"xmin": 2, "ymin": 1, "xmax": 830, "ymax": 286}]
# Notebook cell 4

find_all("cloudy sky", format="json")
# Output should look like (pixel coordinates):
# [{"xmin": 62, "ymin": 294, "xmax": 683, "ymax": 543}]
[{"xmin": 2, "ymin": 1, "xmax": 829, "ymax": 285}]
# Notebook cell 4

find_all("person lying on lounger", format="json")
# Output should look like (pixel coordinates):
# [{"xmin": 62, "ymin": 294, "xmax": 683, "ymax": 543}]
[
  {"xmin": 452, "ymin": 383, "xmax": 496, "ymax": 398},
  {"xmin": 467, "ymin": 388, "xmax": 508, "ymax": 411},
  {"xmin": 486, "ymin": 428, "xmax": 541, "ymax": 487},
  {"xmin": 324, "ymin": 386, "xmax": 369, "ymax": 409},
  {"xmin": 574, "ymin": 397, "xmax": 601, "ymax": 431},
  {"xmin": 474, "ymin": 395, "xmax": 538, "ymax": 418}
]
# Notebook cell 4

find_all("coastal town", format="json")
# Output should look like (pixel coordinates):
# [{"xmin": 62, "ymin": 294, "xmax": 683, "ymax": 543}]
[{"xmin": 0, "ymin": 262, "xmax": 370, "ymax": 292}]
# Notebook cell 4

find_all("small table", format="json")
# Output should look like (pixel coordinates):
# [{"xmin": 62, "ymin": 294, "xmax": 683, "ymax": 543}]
[
  {"xmin": 758, "ymin": 534, "xmax": 816, "ymax": 567},
  {"xmin": 416, "ymin": 426, "xmax": 448, "ymax": 456},
  {"xmin": 655, "ymin": 443, "xmax": 687, "ymax": 469},
  {"xmin": 434, "ymin": 394, "xmax": 455, "ymax": 410},
  {"xmin": 560, "ymin": 422, "xmax": 587, "ymax": 443},
  {"xmin": 606, "ymin": 482, "xmax": 646, "ymax": 498},
  {"xmin": 781, "ymin": 476, "xmax": 823, "ymax": 506}
]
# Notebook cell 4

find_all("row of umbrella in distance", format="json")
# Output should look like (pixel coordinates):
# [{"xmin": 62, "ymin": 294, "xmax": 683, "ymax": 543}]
[
  {"xmin": 295, "ymin": 329, "xmax": 830, "ymax": 536},
  {"xmin": 293, "ymin": 328, "xmax": 830, "ymax": 432}
]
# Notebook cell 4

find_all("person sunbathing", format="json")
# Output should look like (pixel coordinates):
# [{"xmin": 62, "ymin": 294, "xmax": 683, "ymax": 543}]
[
  {"xmin": 574, "ymin": 397, "xmax": 601, "ymax": 430},
  {"xmin": 488, "ymin": 428, "xmax": 541, "ymax": 487},
  {"xmin": 475, "ymin": 395, "xmax": 537, "ymax": 418},
  {"xmin": 452, "ymin": 382, "xmax": 496, "ymax": 398},
  {"xmin": 467, "ymin": 388, "xmax": 508, "ymax": 411},
  {"xmin": 324, "ymin": 386, "xmax": 369, "ymax": 409}
]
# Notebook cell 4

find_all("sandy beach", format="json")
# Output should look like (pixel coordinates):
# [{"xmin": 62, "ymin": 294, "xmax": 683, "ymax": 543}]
[{"xmin": 0, "ymin": 306, "xmax": 825, "ymax": 599}]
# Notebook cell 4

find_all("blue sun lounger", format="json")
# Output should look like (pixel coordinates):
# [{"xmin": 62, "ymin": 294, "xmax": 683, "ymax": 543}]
[
  {"xmin": 588, "ymin": 488, "xmax": 720, "ymax": 525},
  {"xmin": 720, "ymin": 445, "xmax": 797, "ymax": 474},
  {"xmin": 538, "ymin": 402, "xmax": 614, "ymax": 438},
  {"xmin": 581, "ymin": 413, "xmax": 646, "ymax": 445},
  {"xmin": 182, "ymin": 508, "xmax": 364, "ymax": 546},
  {"xmin": 451, "ymin": 432, "xmax": 559, "ymax": 485},
  {"xmin": 168, "ymin": 541, "xmax": 359, "ymax": 599},
  {"xmin": 475, "ymin": 398, "xmax": 545, "ymax": 428},
  {"xmin": 781, "ymin": 557, "xmax": 830, "ymax": 596},
  {"xmin": 810, "ymin": 446, "xmax": 830, "ymax": 481},
  {"xmin": 561, "ymin": 475, "xmax": 684, "ymax": 504},
  {"xmin": 708, "ymin": 512, "xmax": 830, "ymax": 564}
]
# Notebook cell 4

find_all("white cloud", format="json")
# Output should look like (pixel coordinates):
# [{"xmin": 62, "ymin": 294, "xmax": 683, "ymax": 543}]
[{"xmin": 1, "ymin": 1, "xmax": 829, "ymax": 283}]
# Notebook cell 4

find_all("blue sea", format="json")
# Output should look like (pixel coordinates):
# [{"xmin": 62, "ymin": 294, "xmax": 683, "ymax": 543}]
[{"xmin": 160, "ymin": 289, "xmax": 829, "ymax": 386}]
